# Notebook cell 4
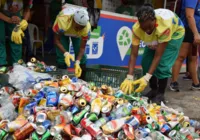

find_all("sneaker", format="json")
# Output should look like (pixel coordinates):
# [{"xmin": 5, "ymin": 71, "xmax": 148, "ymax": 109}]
[
  {"xmin": 183, "ymin": 75, "xmax": 192, "ymax": 80},
  {"xmin": 169, "ymin": 82, "xmax": 180, "ymax": 92},
  {"xmin": 151, "ymin": 94, "xmax": 165, "ymax": 105},
  {"xmin": 191, "ymin": 83, "xmax": 200, "ymax": 90}
]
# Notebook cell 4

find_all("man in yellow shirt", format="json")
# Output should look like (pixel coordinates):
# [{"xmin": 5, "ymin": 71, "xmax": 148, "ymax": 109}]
[
  {"xmin": 120, "ymin": 4, "xmax": 185, "ymax": 104},
  {"xmin": 0, "ymin": 0, "xmax": 31, "ymax": 68},
  {"xmin": 53, "ymin": 7, "xmax": 91, "ymax": 79}
]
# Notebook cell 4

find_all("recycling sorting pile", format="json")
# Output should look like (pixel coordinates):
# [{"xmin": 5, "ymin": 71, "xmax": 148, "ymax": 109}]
[
  {"xmin": 0, "ymin": 58, "xmax": 57, "ymax": 74},
  {"xmin": 18, "ymin": 58, "xmax": 57, "ymax": 73},
  {"xmin": 0, "ymin": 60, "xmax": 200, "ymax": 140}
]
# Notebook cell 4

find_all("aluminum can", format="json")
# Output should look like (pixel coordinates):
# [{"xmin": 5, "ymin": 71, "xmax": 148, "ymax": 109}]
[
  {"xmin": 160, "ymin": 124, "xmax": 171, "ymax": 134},
  {"xmin": 125, "ymin": 115, "xmax": 141, "ymax": 129},
  {"xmin": 5, "ymin": 115, "xmax": 28, "ymax": 132},
  {"xmin": 23, "ymin": 101, "xmax": 37, "ymax": 116},
  {"xmin": 70, "ymin": 105, "xmax": 80, "ymax": 115},
  {"xmin": 13, "ymin": 122, "xmax": 36, "ymax": 140},
  {"xmin": 81, "ymin": 118, "xmax": 102, "ymax": 138},
  {"xmin": 0, "ymin": 129, "xmax": 7, "ymax": 140},
  {"xmin": 46, "ymin": 91, "xmax": 59, "ymax": 107},
  {"xmin": 36, "ymin": 112, "xmax": 47, "ymax": 123}
]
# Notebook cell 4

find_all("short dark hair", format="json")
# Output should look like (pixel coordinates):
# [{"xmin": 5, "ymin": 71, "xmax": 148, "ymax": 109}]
[{"xmin": 136, "ymin": 3, "xmax": 155, "ymax": 23}]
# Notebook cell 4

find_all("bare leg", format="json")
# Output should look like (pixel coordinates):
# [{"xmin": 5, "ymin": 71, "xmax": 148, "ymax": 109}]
[
  {"xmin": 188, "ymin": 45, "xmax": 199, "ymax": 85},
  {"xmin": 172, "ymin": 43, "xmax": 190, "ymax": 82}
]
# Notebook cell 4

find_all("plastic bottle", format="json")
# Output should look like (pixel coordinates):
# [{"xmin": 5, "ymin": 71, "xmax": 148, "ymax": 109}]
[
  {"xmin": 91, "ymin": 98, "xmax": 102, "ymax": 115},
  {"xmin": 110, "ymin": 103, "xmax": 133, "ymax": 119},
  {"xmin": 94, "ymin": 117, "xmax": 110, "ymax": 128},
  {"xmin": 101, "ymin": 116, "xmax": 131, "ymax": 135}
]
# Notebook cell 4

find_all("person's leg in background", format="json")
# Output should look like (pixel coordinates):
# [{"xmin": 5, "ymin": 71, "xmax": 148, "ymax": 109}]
[
  {"xmin": 188, "ymin": 45, "xmax": 200, "ymax": 89},
  {"xmin": 55, "ymin": 35, "xmax": 70, "ymax": 69},
  {"xmin": 171, "ymin": 43, "xmax": 190, "ymax": 91},
  {"xmin": 183, "ymin": 57, "xmax": 192, "ymax": 80},
  {"xmin": 71, "ymin": 37, "xmax": 87, "ymax": 80},
  {"xmin": 171, "ymin": 27, "xmax": 200, "ymax": 91},
  {"xmin": 5, "ymin": 13, "xmax": 22, "ymax": 65},
  {"xmin": 0, "ymin": 20, "xmax": 7, "ymax": 67},
  {"xmin": 171, "ymin": 27, "xmax": 191, "ymax": 91},
  {"xmin": 198, "ymin": 46, "xmax": 200, "ymax": 80}
]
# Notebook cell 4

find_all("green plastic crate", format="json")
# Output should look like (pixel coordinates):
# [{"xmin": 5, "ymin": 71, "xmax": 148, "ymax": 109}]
[{"xmin": 85, "ymin": 65, "xmax": 143, "ymax": 88}]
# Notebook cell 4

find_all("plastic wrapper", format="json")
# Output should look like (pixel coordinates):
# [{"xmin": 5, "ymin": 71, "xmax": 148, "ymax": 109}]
[{"xmin": 8, "ymin": 64, "xmax": 51, "ymax": 90}]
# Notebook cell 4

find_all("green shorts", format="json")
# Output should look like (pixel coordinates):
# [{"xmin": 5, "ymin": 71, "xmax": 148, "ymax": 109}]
[{"xmin": 141, "ymin": 36, "xmax": 184, "ymax": 79}]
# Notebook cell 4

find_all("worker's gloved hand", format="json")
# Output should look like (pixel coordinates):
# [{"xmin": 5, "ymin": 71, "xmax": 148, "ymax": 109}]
[
  {"xmin": 11, "ymin": 28, "xmax": 25, "ymax": 44},
  {"xmin": 120, "ymin": 75, "xmax": 134, "ymax": 94},
  {"xmin": 74, "ymin": 60, "xmax": 82, "ymax": 78},
  {"xmin": 64, "ymin": 52, "xmax": 74, "ymax": 67},
  {"xmin": 19, "ymin": 19, "xmax": 28, "ymax": 31},
  {"xmin": 133, "ymin": 73, "xmax": 152, "ymax": 93}
]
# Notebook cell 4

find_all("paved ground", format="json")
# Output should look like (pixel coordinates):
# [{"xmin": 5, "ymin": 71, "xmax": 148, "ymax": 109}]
[{"xmin": 165, "ymin": 75, "xmax": 200, "ymax": 120}]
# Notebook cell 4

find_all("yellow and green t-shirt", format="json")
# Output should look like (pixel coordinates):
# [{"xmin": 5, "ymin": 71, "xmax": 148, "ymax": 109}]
[
  {"xmin": 53, "ymin": 7, "xmax": 91, "ymax": 40},
  {"xmin": 132, "ymin": 9, "xmax": 185, "ymax": 46}
]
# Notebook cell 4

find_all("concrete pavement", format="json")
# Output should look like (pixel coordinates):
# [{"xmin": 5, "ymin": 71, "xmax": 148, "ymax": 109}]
[{"xmin": 165, "ymin": 75, "xmax": 200, "ymax": 120}]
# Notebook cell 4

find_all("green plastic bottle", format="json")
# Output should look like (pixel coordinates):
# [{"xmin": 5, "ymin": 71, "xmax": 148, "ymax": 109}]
[{"xmin": 72, "ymin": 105, "xmax": 90, "ymax": 125}]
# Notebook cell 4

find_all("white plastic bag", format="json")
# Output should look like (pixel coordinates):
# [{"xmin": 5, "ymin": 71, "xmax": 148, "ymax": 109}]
[{"xmin": 8, "ymin": 64, "xmax": 52, "ymax": 90}]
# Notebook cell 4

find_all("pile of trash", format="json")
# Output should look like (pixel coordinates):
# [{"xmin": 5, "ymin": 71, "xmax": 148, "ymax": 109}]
[
  {"xmin": 0, "ymin": 65, "xmax": 200, "ymax": 140},
  {"xmin": 0, "ymin": 58, "xmax": 56, "ymax": 74}
]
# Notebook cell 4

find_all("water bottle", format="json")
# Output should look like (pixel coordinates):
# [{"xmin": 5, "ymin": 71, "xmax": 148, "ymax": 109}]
[{"xmin": 110, "ymin": 103, "xmax": 133, "ymax": 119}]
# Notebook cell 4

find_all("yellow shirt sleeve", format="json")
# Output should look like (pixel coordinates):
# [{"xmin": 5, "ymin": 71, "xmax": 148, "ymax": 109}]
[
  {"xmin": 53, "ymin": 15, "xmax": 72, "ymax": 34},
  {"xmin": 132, "ymin": 22, "xmax": 141, "ymax": 46}
]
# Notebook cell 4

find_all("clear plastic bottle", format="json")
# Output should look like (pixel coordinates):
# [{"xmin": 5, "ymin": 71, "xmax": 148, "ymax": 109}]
[
  {"xmin": 110, "ymin": 103, "xmax": 133, "ymax": 119},
  {"xmin": 94, "ymin": 117, "xmax": 110, "ymax": 128}
]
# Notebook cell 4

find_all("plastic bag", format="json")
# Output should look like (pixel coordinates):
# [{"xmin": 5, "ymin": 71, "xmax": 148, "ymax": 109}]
[
  {"xmin": 0, "ymin": 100, "xmax": 17, "ymax": 121},
  {"xmin": 8, "ymin": 64, "xmax": 52, "ymax": 90}
]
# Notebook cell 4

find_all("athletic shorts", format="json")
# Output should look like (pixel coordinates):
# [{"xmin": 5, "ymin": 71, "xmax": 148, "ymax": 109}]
[{"xmin": 183, "ymin": 27, "xmax": 198, "ymax": 56}]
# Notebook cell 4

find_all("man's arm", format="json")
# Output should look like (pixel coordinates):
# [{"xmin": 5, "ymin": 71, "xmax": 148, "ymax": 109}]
[
  {"xmin": 148, "ymin": 42, "xmax": 168, "ymax": 74},
  {"xmin": 23, "ymin": 0, "xmax": 33, "ymax": 21},
  {"xmin": 23, "ymin": 8, "xmax": 31, "ymax": 21},
  {"xmin": 0, "ymin": 12, "xmax": 12, "ymax": 23},
  {"xmin": 54, "ymin": 33, "xmax": 66, "ymax": 53},
  {"xmin": 128, "ymin": 45, "xmax": 139, "ymax": 75}
]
